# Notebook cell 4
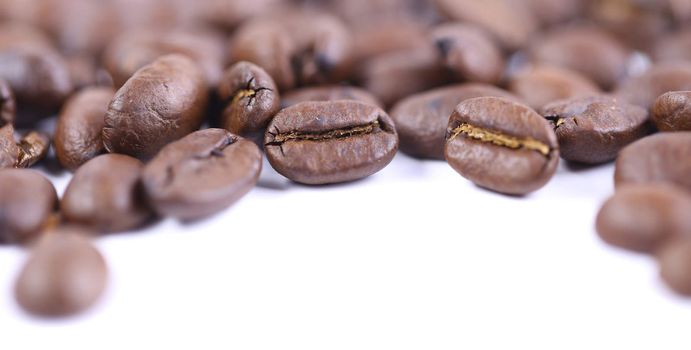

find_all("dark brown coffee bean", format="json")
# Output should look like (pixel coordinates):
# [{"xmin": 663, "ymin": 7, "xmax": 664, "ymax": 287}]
[
  {"xmin": 652, "ymin": 91, "xmax": 691, "ymax": 131},
  {"xmin": 596, "ymin": 184, "xmax": 691, "ymax": 253},
  {"xmin": 616, "ymin": 63, "xmax": 691, "ymax": 111},
  {"xmin": 218, "ymin": 62, "xmax": 280, "ymax": 142},
  {"xmin": 0, "ymin": 169, "xmax": 57, "ymax": 243},
  {"xmin": 445, "ymin": 97, "xmax": 559, "ymax": 195},
  {"xmin": 103, "ymin": 54, "xmax": 208, "ymax": 160},
  {"xmin": 508, "ymin": 66, "xmax": 601, "ymax": 110},
  {"xmin": 658, "ymin": 239, "xmax": 691, "ymax": 296},
  {"xmin": 143, "ymin": 128, "xmax": 262, "ymax": 221},
  {"xmin": 55, "ymin": 87, "xmax": 115, "ymax": 171},
  {"xmin": 265, "ymin": 101, "xmax": 398, "ymax": 185},
  {"xmin": 0, "ymin": 78, "xmax": 16, "ymax": 126},
  {"xmin": 14, "ymin": 227, "xmax": 107, "ymax": 317},
  {"xmin": 281, "ymin": 85, "xmax": 381, "ymax": 108},
  {"xmin": 16, "ymin": 131, "xmax": 50, "ymax": 168},
  {"xmin": 431, "ymin": 23, "xmax": 505, "ymax": 84},
  {"xmin": 615, "ymin": 132, "xmax": 691, "ymax": 191},
  {"xmin": 390, "ymin": 83, "xmax": 518, "ymax": 160},
  {"xmin": 541, "ymin": 95, "xmax": 649, "ymax": 164},
  {"xmin": 0, "ymin": 124, "xmax": 18, "ymax": 168},
  {"xmin": 61, "ymin": 154, "xmax": 153, "ymax": 232}
]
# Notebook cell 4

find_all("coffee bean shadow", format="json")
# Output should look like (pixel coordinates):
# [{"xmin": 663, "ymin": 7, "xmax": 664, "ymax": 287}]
[{"xmin": 562, "ymin": 160, "xmax": 613, "ymax": 173}]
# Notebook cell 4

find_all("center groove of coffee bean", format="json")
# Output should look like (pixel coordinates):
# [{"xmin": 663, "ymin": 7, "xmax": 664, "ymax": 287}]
[
  {"xmin": 544, "ymin": 116, "xmax": 566, "ymax": 128},
  {"xmin": 267, "ymin": 120, "xmax": 381, "ymax": 145},
  {"xmin": 449, "ymin": 123, "xmax": 551, "ymax": 156},
  {"xmin": 232, "ymin": 89, "xmax": 256, "ymax": 104}
]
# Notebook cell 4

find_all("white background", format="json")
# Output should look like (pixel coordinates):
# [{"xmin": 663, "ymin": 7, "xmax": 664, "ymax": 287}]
[{"xmin": 1, "ymin": 153, "xmax": 690, "ymax": 350}]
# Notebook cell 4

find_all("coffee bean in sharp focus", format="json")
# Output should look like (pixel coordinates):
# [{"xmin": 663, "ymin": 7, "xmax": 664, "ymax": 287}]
[
  {"xmin": 281, "ymin": 85, "xmax": 382, "ymax": 109},
  {"xmin": 541, "ymin": 95, "xmax": 649, "ymax": 164},
  {"xmin": 0, "ymin": 124, "xmax": 18, "ymax": 168},
  {"xmin": 16, "ymin": 131, "xmax": 50, "ymax": 168},
  {"xmin": 15, "ymin": 227, "xmax": 108, "ymax": 317},
  {"xmin": 103, "ymin": 54, "xmax": 208, "ymax": 160},
  {"xmin": 508, "ymin": 66, "xmax": 601, "ymax": 110},
  {"xmin": 445, "ymin": 97, "xmax": 560, "ymax": 195},
  {"xmin": 0, "ymin": 78, "xmax": 16, "ymax": 126},
  {"xmin": 652, "ymin": 91, "xmax": 691, "ymax": 131},
  {"xmin": 390, "ymin": 83, "xmax": 519, "ymax": 160},
  {"xmin": 658, "ymin": 239, "xmax": 691, "ymax": 297},
  {"xmin": 142, "ymin": 129, "xmax": 262, "ymax": 221},
  {"xmin": 265, "ymin": 101, "xmax": 398, "ymax": 185},
  {"xmin": 0, "ymin": 169, "xmax": 57, "ymax": 243},
  {"xmin": 61, "ymin": 154, "xmax": 153, "ymax": 233}
]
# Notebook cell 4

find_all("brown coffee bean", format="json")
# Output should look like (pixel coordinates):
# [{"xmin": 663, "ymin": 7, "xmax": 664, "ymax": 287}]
[
  {"xmin": 651, "ymin": 28, "xmax": 691, "ymax": 64},
  {"xmin": 508, "ymin": 66, "xmax": 601, "ymax": 110},
  {"xmin": 265, "ymin": 101, "xmax": 398, "ymax": 185},
  {"xmin": 66, "ymin": 55, "xmax": 113, "ymax": 90},
  {"xmin": 658, "ymin": 239, "xmax": 691, "ymax": 296},
  {"xmin": 350, "ymin": 20, "xmax": 429, "ymax": 65},
  {"xmin": 445, "ymin": 97, "xmax": 559, "ymax": 195},
  {"xmin": 615, "ymin": 132, "xmax": 691, "ymax": 191},
  {"xmin": 526, "ymin": 0, "xmax": 584, "ymax": 25},
  {"xmin": 0, "ymin": 78, "xmax": 16, "ymax": 126},
  {"xmin": 103, "ymin": 54, "xmax": 208, "ymax": 160},
  {"xmin": 55, "ymin": 87, "xmax": 115, "ymax": 171},
  {"xmin": 143, "ymin": 128, "xmax": 262, "ymax": 221},
  {"xmin": 587, "ymin": 0, "xmax": 669, "ymax": 52},
  {"xmin": 596, "ymin": 184, "xmax": 691, "ymax": 253},
  {"xmin": 652, "ymin": 91, "xmax": 691, "ymax": 131},
  {"xmin": 616, "ymin": 63, "xmax": 691, "ymax": 111},
  {"xmin": 14, "ymin": 227, "xmax": 107, "ymax": 317},
  {"xmin": 16, "ymin": 131, "xmax": 50, "ymax": 168},
  {"xmin": 390, "ymin": 83, "xmax": 518, "ymax": 159},
  {"xmin": 541, "ymin": 95, "xmax": 649, "ymax": 164},
  {"xmin": 281, "ymin": 85, "xmax": 381, "ymax": 108},
  {"xmin": 431, "ymin": 23, "xmax": 505, "ymax": 85},
  {"xmin": 61, "ymin": 154, "xmax": 153, "ymax": 232},
  {"xmin": 0, "ymin": 169, "xmax": 57, "ymax": 243},
  {"xmin": 0, "ymin": 124, "xmax": 18, "ymax": 168}
]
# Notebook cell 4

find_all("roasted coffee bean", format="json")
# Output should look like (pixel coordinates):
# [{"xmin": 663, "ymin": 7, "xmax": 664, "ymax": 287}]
[
  {"xmin": 596, "ymin": 184, "xmax": 691, "ymax": 253},
  {"xmin": 527, "ymin": 0, "xmax": 584, "ymax": 25},
  {"xmin": 0, "ymin": 169, "xmax": 57, "ymax": 243},
  {"xmin": 330, "ymin": 0, "xmax": 439, "ymax": 26},
  {"xmin": 541, "ymin": 95, "xmax": 649, "ymax": 164},
  {"xmin": 652, "ymin": 91, "xmax": 691, "ymax": 131},
  {"xmin": 14, "ymin": 227, "xmax": 108, "ymax": 317},
  {"xmin": 431, "ymin": 23, "xmax": 505, "ymax": 85},
  {"xmin": 390, "ymin": 83, "xmax": 517, "ymax": 159},
  {"xmin": 55, "ymin": 87, "xmax": 115, "ymax": 171},
  {"xmin": 66, "ymin": 55, "xmax": 112, "ymax": 90},
  {"xmin": 61, "ymin": 154, "xmax": 152, "ymax": 232},
  {"xmin": 0, "ymin": 124, "xmax": 18, "ymax": 168},
  {"xmin": 265, "ymin": 101, "xmax": 398, "ymax": 185},
  {"xmin": 651, "ymin": 28, "xmax": 691, "ymax": 64},
  {"xmin": 508, "ymin": 66, "xmax": 601, "ymax": 110},
  {"xmin": 445, "ymin": 97, "xmax": 559, "ymax": 195},
  {"xmin": 350, "ymin": 20, "xmax": 429, "ymax": 65},
  {"xmin": 658, "ymin": 239, "xmax": 691, "ymax": 296},
  {"xmin": 103, "ymin": 54, "xmax": 208, "ymax": 160},
  {"xmin": 281, "ymin": 85, "xmax": 381, "ymax": 108},
  {"xmin": 587, "ymin": 0, "xmax": 669, "ymax": 52},
  {"xmin": 142, "ymin": 129, "xmax": 262, "ymax": 221},
  {"xmin": 16, "ymin": 131, "xmax": 50, "ymax": 168},
  {"xmin": 616, "ymin": 63, "xmax": 691, "ymax": 111},
  {"xmin": 615, "ymin": 132, "xmax": 691, "ymax": 192},
  {"xmin": 0, "ymin": 78, "xmax": 16, "ymax": 126},
  {"xmin": 218, "ymin": 62, "xmax": 280, "ymax": 142}
]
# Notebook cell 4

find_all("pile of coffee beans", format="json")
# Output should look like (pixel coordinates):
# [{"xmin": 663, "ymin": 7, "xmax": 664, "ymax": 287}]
[{"xmin": 1, "ymin": 0, "xmax": 691, "ymax": 317}]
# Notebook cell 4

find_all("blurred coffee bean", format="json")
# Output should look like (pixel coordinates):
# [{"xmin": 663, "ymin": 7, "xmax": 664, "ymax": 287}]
[
  {"xmin": 587, "ymin": 0, "xmax": 670, "ymax": 51},
  {"xmin": 508, "ymin": 66, "xmax": 601, "ymax": 109},
  {"xmin": 0, "ymin": 124, "xmax": 18, "ymax": 168},
  {"xmin": 282, "ymin": 85, "xmax": 381, "ymax": 108},
  {"xmin": 66, "ymin": 55, "xmax": 113, "ymax": 90},
  {"xmin": 350, "ymin": 21, "xmax": 430, "ymax": 65},
  {"xmin": 658, "ymin": 238, "xmax": 691, "ymax": 296},
  {"xmin": 616, "ymin": 63, "xmax": 691, "ymax": 111},
  {"xmin": 652, "ymin": 91, "xmax": 691, "ymax": 131},
  {"xmin": 194, "ymin": 0, "xmax": 288, "ymax": 30},
  {"xmin": 526, "ymin": 0, "xmax": 585, "ymax": 25},
  {"xmin": 652, "ymin": 28, "xmax": 691, "ymax": 64},
  {"xmin": 329, "ymin": 0, "xmax": 439, "ymax": 26},
  {"xmin": 0, "ymin": 78, "xmax": 16, "ymax": 126},
  {"xmin": 0, "ymin": 169, "xmax": 57, "ymax": 243},
  {"xmin": 16, "ymin": 131, "xmax": 50, "ymax": 168}
]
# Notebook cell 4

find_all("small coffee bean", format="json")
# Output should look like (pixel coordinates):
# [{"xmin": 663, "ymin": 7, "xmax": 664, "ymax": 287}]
[
  {"xmin": 265, "ymin": 101, "xmax": 398, "ymax": 185},
  {"xmin": 390, "ymin": 83, "xmax": 518, "ymax": 159},
  {"xmin": 0, "ymin": 169, "xmax": 57, "ymax": 243},
  {"xmin": 61, "ymin": 154, "xmax": 153, "ymax": 232},
  {"xmin": 658, "ymin": 239, "xmax": 691, "ymax": 296},
  {"xmin": 281, "ymin": 85, "xmax": 381, "ymax": 108},
  {"xmin": 14, "ymin": 227, "xmax": 108, "ymax": 317},
  {"xmin": 55, "ymin": 87, "xmax": 115, "ymax": 171},
  {"xmin": 350, "ymin": 20, "xmax": 429, "ymax": 65},
  {"xmin": 0, "ymin": 124, "xmax": 18, "ymax": 168},
  {"xmin": 0, "ymin": 78, "xmax": 16, "ymax": 126},
  {"xmin": 445, "ymin": 97, "xmax": 559, "ymax": 195},
  {"xmin": 596, "ymin": 184, "xmax": 691, "ymax": 253},
  {"xmin": 508, "ymin": 66, "xmax": 601, "ymax": 110},
  {"xmin": 652, "ymin": 91, "xmax": 691, "ymax": 131},
  {"xmin": 616, "ymin": 63, "xmax": 691, "ymax": 111},
  {"xmin": 16, "ymin": 131, "xmax": 50, "ymax": 168},
  {"xmin": 142, "ymin": 128, "xmax": 262, "ymax": 221},
  {"xmin": 541, "ymin": 95, "xmax": 649, "ymax": 164},
  {"xmin": 103, "ymin": 54, "xmax": 208, "ymax": 160}
]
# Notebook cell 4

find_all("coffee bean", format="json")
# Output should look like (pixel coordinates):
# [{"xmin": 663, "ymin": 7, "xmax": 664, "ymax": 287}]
[
  {"xmin": 0, "ymin": 124, "xmax": 18, "ymax": 168},
  {"xmin": 218, "ymin": 62, "xmax": 280, "ymax": 143},
  {"xmin": 265, "ymin": 101, "xmax": 398, "ymax": 185},
  {"xmin": 55, "ymin": 87, "xmax": 115, "ymax": 171},
  {"xmin": 658, "ymin": 239, "xmax": 691, "ymax": 296},
  {"xmin": 350, "ymin": 20, "xmax": 429, "ymax": 65},
  {"xmin": 14, "ymin": 227, "xmax": 107, "ymax": 317},
  {"xmin": 0, "ymin": 78, "xmax": 16, "ymax": 126},
  {"xmin": 652, "ymin": 91, "xmax": 691, "ymax": 131},
  {"xmin": 651, "ymin": 28, "xmax": 691, "ymax": 64},
  {"xmin": 390, "ymin": 83, "xmax": 518, "ymax": 159},
  {"xmin": 596, "ymin": 184, "xmax": 691, "ymax": 253},
  {"xmin": 0, "ymin": 169, "xmax": 57, "ymax": 243},
  {"xmin": 16, "ymin": 131, "xmax": 50, "ymax": 168},
  {"xmin": 508, "ymin": 66, "xmax": 601, "ymax": 110},
  {"xmin": 103, "ymin": 54, "xmax": 208, "ymax": 160},
  {"xmin": 587, "ymin": 0, "xmax": 669, "ymax": 52},
  {"xmin": 281, "ymin": 85, "xmax": 381, "ymax": 108},
  {"xmin": 61, "ymin": 154, "xmax": 153, "ymax": 232},
  {"xmin": 526, "ymin": 0, "xmax": 584, "ymax": 25},
  {"xmin": 142, "ymin": 128, "xmax": 262, "ymax": 221},
  {"xmin": 445, "ymin": 97, "xmax": 559, "ymax": 195},
  {"xmin": 541, "ymin": 95, "xmax": 649, "ymax": 164},
  {"xmin": 615, "ymin": 132, "xmax": 691, "ymax": 192},
  {"xmin": 66, "ymin": 55, "xmax": 113, "ymax": 90},
  {"xmin": 616, "ymin": 63, "xmax": 691, "ymax": 111}
]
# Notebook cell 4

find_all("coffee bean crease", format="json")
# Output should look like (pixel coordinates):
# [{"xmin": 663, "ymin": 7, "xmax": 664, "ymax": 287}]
[{"xmin": 448, "ymin": 123, "xmax": 552, "ymax": 156}]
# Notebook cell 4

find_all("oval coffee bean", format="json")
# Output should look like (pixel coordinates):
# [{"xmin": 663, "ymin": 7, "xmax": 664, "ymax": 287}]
[
  {"xmin": 541, "ymin": 95, "xmax": 649, "ymax": 164},
  {"xmin": 143, "ymin": 128, "xmax": 262, "ymax": 221},
  {"xmin": 55, "ymin": 87, "xmax": 115, "ymax": 171},
  {"xmin": 15, "ymin": 227, "xmax": 108, "ymax": 317},
  {"xmin": 15, "ymin": 131, "xmax": 50, "ymax": 168},
  {"xmin": 0, "ymin": 169, "xmax": 57, "ymax": 243},
  {"xmin": 445, "ymin": 97, "xmax": 559, "ymax": 195},
  {"xmin": 658, "ymin": 239, "xmax": 691, "ymax": 296},
  {"xmin": 652, "ymin": 91, "xmax": 691, "ymax": 131},
  {"xmin": 390, "ymin": 83, "xmax": 518, "ymax": 160},
  {"xmin": 616, "ymin": 63, "xmax": 691, "ymax": 111},
  {"xmin": 103, "ymin": 54, "xmax": 208, "ymax": 159},
  {"xmin": 281, "ymin": 85, "xmax": 381, "ymax": 109},
  {"xmin": 265, "ymin": 101, "xmax": 398, "ymax": 185},
  {"xmin": 596, "ymin": 184, "xmax": 691, "ymax": 253},
  {"xmin": 615, "ymin": 132, "xmax": 691, "ymax": 192},
  {"xmin": 0, "ymin": 124, "xmax": 18, "ymax": 168},
  {"xmin": 61, "ymin": 154, "xmax": 153, "ymax": 233},
  {"xmin": 0, "ymin": 78, "xmax": 16, "ymax": 126},
  {"xmin": 508, "ymin": 66, "xmax": 601, "ymax": 110}
]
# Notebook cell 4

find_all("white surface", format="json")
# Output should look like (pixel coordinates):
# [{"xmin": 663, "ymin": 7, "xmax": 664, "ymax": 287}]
[{"xmin": 2, "ymin": 154, "xmax": 690, "ymax": 350}]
